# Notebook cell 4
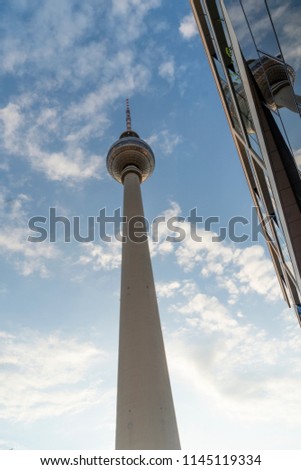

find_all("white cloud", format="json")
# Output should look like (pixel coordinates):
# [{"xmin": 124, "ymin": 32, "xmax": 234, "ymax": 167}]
[
  {"xmin": 0, "ymin": 0, "xmax": 162, "ymax": 183},
  {"xmin": 66, "ymin": 57, "xmax": 151, "ymax": 121},
  {"xmin": 179, "ymin": 280, "xmax": 198, "ymax": 297},
  {"xmin": 0, "ymin": 103, "xmax": 23, "ymax": 153},
  {"xmin": 158, "ymin": 59, "xmax": 175, "ymax": 83},
  {"xmin": 0, "ymin": 329, "xmax": 109, "ymax": 422},
  {"xmin": 0, "ymin": 161, "xmax": 9, "ymax": 171},
  {"xmin": 0, "ymin": 99, "xmax": 104, "ymax": 183},
  {"xmin": 167, "ymin": 283, "xmax": 301, "ymax": 425},
  {"xmin": 149, "ymin": 201, "xmax": 282, "ymax": 304},
  {"xmin": 146, "ymin": 130, "xmax": 182, "ymax": 156},
  {"xmin": 234, "ymin": 245, "xmax": 281, "ymax": 300},
  {"xmin": 0, "ymin": 229, "xmax": 58, "ymax": 277},
  {"xmin": 0, "ymin": 0, "xmax": 100, "ymax": 79},
  {"xmin": 112, "ymin": 0, "xmax": 161, "ymax": 16},
  {"xmin": 110, "ymin": 0, "xmax": 161, "ymax": 43},
  {"xmin": 27, "ymin": 144, "xmax": 103, "ymax": 182},
  {"xmin": 175, "ymin": 222, "xmax": 281, "ymax": 303},
  {"xmin": 174, "ymin": 291, "xmax": 234, "ymax": 334},
  {"xmin": 78, "ymin": 240, "xmax": 121, "ymax": 271},
  {"xmin": 0, "ymin": 192, "xmax": 59, "ymax": 277},
  {"xmin": 179, "ymin": 14, "xmax": 198, "ymax": 40},
  {"xmin": 156, "ymin": 280, "xmax": 181, "ymax": 298},
  {"xmin": 149, "ymin": 201, "xmax": 182, "ymax": 257}
]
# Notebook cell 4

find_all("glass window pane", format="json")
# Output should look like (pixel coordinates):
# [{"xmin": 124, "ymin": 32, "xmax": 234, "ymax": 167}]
[
  {"xmin": 248, "ymin": 133, "xmax": 263, "ymax": 159},
  {"xmin": 213, "ymin": 55, "xmax": 227, "ymax": 82},
  {"xmin": 239, "ymin": 0, "xmax": 282, "ymax": 58},
  {"xmin": 220, "ymin": 78, "xmax": 244, "ymax": 136}
]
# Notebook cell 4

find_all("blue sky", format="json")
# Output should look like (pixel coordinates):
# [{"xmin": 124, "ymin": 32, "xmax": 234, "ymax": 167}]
[{"xmin": 0, "ymin": 0, "xmax": 301, "ymax": 450}]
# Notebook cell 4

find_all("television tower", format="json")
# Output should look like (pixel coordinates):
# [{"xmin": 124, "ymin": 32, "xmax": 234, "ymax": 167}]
[{"xmin": 106, "ymin": 100, "xmax": 180, "ymax": 450}]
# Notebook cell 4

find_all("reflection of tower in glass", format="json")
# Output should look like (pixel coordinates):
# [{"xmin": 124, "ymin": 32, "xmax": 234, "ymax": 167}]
[
  {"xmin": 190, "ymin": 0, "xmax": 301, "ymax": 325},
  {"xmin": 248, "ymin": 56, "xmax": 301, "ymax": 113},
  {"xmin": 225, "ymin": 57, "xmax": 301, "ymax": 134},
  {"xmin": 106, "ymin": 100, "xmax": 180, "ymax": 450}
]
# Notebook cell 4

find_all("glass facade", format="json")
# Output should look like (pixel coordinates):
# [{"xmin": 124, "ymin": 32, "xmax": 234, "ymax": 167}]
[
  {"xmin": 191, "ymin": 0, "xmax": 301, "ymax": 325},
  {"xmin": 225, "ymin": 0, "xmax": 301, "ymax": 169}
]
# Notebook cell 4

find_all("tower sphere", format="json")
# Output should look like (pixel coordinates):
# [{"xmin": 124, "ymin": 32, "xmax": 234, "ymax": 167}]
[{"xmin": 106, "ymin": 130, "xmax": 155, "ymax": 184}]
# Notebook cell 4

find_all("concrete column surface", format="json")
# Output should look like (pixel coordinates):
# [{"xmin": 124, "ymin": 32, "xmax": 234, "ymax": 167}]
[{"xmin": 115, "ymin": 171, "xmax": 180, "ymax": 450}]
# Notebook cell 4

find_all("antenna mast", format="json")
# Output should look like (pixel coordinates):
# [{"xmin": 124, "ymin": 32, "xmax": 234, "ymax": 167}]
[{"xmin": 126, "ymin": 98, "xmax": 132, "ymax": 131}]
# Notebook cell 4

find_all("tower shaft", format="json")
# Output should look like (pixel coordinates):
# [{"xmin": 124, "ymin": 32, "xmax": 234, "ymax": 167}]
[{"xmin": 115, "ymin": 170, "xmax": 180, "ymax": 450}]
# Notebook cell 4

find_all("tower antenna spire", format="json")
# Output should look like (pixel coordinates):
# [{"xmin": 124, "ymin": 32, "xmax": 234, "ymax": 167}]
[{"xmin": 126, "ymin": 98, "xmax": 132, "ymax": 131}]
